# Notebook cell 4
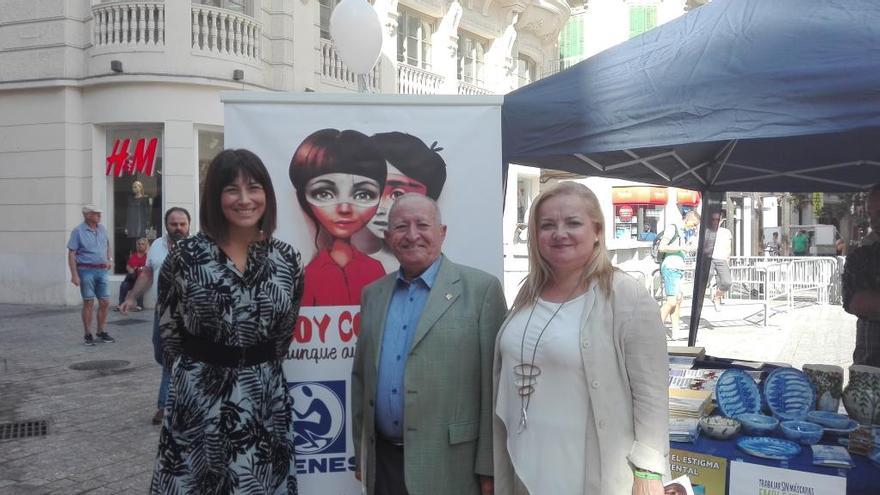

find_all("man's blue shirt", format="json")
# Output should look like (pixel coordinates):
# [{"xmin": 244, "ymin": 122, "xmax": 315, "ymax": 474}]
[
  {"xmin": 374, "ymin": 257, "xmax": 443, "ymax": 441},
  {"xmin": 67, "ymin": 222, "xmax": 109, "ymax": 265}
]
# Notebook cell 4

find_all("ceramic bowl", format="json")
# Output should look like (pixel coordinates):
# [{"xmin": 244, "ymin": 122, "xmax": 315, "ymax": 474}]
[
  {"xmin": 699, "ymin": 416, "xmax": 741, "ymax": 440},
  {"xmin": 737, "ymin": 413, "xmax": 779, "ymax": 436},
  {"xmin": 806, "ymin": 410, "xmax": 851, "ymax": 429},
  {"xmin": 780, "ymin": 420, "xmax": 823, "ymax": 445}
]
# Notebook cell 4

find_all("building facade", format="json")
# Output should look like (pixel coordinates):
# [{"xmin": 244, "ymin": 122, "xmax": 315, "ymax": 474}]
[{"xmin": 0, "ymin": 0, "xmax": 568, "ymax": 305}]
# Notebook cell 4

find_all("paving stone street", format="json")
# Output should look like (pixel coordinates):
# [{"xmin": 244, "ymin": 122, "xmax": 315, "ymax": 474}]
[{"xmin": 0, "ymin": 300, "xmax": 858, "ymax": 494}]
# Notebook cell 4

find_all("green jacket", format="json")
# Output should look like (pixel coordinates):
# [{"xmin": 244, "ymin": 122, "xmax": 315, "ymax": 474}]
[{"xmin": 351, "ymin": 255, "xmax": 508, "ymax": 495}]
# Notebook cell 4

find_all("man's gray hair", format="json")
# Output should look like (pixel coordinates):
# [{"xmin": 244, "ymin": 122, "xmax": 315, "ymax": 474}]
[{"xmin": 387, "ymin": 193, "xmax": 443, "ymax": 224}]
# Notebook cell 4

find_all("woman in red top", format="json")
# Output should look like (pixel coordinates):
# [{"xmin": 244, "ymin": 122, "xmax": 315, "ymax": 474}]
[
  {"xmin": 118, "ymin": 237, "xmax": 148, "ymax": 310},
  {"xmin": 289, "ymin": 129, "xmax": 386, "ymax": 306}
]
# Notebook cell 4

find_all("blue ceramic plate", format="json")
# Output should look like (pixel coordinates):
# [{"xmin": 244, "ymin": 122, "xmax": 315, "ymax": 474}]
[
  {"xmin": 763, "ymin": 367, "xmax": 816, "ymax": 421},
  {"xmin": 823, "ymin": 419, "xmax": 860, "ymax": 436},
  {"xmin": 737, "ymin": 436, "xmax": 802, "ymax": 460},
  {"xmin": 716, "ymin": 369, "xmax": 762, "ymax": 418}
]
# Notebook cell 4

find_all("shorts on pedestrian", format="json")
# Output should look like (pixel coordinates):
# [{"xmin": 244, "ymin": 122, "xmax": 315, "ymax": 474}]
[
  {"xmin": 660, "ymin": 264, "xmax": 684, "ymax": 297},
  {"xmin": 77, "ymin": 267, "xmax": 110, "ymax": 300}
]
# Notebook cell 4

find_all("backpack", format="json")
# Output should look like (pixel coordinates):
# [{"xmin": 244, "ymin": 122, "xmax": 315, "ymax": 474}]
[{"xmin": 651, "ymin": 225, "xmax": 679, "ymax": 264}]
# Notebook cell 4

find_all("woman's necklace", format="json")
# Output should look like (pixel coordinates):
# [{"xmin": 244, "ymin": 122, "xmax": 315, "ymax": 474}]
[{"xmin": 514, "ymin": 284, "xmax": 582, "ymax": 433}]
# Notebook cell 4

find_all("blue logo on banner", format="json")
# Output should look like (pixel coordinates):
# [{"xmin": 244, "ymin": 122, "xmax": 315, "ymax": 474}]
[{"xmin": 289, "ymin": 380, "xmax": 346, "ymax": 455}]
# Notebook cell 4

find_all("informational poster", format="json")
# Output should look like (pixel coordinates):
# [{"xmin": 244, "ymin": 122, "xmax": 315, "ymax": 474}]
[
  {"xmin": 223, "ymin": 93, "xmax": 504, "ymax": 494},
  {"xmin": 728, "ymin": 461, "xmax": 846, "ymax": 495},
  {"xmin": 670, "ymin": 449, "xmax": 728, "ymax": 495}
]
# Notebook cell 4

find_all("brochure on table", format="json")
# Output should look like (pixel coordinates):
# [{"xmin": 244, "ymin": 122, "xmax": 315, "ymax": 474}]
[{"xmin": 728, "ymin": 461, "xmax": 845, "ymax": 495}]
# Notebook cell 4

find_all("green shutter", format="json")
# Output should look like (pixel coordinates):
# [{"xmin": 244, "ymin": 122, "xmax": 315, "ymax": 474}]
[{"xmin": 630, "ymin": 6, "xmax": 658, "ymax": 38}]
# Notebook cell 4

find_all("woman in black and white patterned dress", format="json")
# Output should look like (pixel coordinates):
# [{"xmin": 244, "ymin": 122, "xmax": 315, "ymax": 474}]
[{"xmin": 151, "ymin": 149, "xmax": 303, "ymax": 494}]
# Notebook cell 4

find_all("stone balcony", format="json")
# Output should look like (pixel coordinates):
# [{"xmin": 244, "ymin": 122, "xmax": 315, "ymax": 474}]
[{"xmin": 89, "ymin": 0, "xmax": 265, "ymax": 85}]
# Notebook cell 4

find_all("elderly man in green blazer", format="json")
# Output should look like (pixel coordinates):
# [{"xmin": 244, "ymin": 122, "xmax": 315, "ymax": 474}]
[{"xmin": 351, "ymin": 194, "xmax": 507, "ymax": 495}]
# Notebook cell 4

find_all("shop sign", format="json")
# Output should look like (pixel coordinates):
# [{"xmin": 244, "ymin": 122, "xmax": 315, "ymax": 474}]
[
  {"xmin": 677, "ymin": 189, "xmax": 702, "ymax": 206},
  {"xmin": 728, "ymin": 461, "xmax": 844, "ymax": 495},
  {"xmin": 105, "ymin": 137, "xmax": 158, "ymax": 177},
  {"xmin": 670, "ymin": 449, "xmax": 727, "ymax": 495},
  {"xmin": 617, "ymin": 205, "xmax": 634, "ymax": 222},
  {"xmin": 612, "ymin": 186, "xmax": 668, "ymax": 205}
]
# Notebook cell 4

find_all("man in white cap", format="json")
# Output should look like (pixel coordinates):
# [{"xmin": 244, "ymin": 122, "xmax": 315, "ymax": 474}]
[{"xmin": 67, "ymin": 204, "xmax": 115, "ymax": 346}]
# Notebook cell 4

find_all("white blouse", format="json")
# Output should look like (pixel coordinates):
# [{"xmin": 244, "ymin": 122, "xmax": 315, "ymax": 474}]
[{"xmin": 496, "ymin": 293, "xmax": 598, "ymax": 494}]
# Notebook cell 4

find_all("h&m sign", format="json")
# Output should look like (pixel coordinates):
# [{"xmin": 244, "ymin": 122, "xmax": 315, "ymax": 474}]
[{"xmin": 105, "ymin": 137, "xmax": 158, "ymax": 177}]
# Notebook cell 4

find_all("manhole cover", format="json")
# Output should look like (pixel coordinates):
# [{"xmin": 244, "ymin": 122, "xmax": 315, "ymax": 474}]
[
  {"xmin": 108, "ymin": 318, "xmax": 150, "ymax": 326},
  {"xmin": 69, "ymin": 360, "xmax": 130, "ymax": 371},
  {"xmin": 0, "ymin": 420, "xmax": 49, "ymax": 441}
]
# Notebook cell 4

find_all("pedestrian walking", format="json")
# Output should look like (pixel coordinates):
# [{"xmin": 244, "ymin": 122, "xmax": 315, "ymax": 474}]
[
  {"xmin": 707, "ymin": 211, "xmax": 732, "ymax": 311},
  {"xmin": 658, "ymin": 210, "xmax": 700, "ymax": 338},
  {"xmin": 150, "ymin": 149, "xmax": 304, "ymax": 494},
  {"xmin": 119, "ymin": 207, "xmax": 191, "ymax": 425},
  {"xmin": 67, "ymin": 204, "xmax": 115, "ymax": 346}
]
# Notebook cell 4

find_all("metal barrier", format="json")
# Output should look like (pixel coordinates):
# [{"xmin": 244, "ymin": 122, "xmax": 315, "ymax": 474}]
[{"xmin": 657, "ymin": 256, "xmax": 841, "ymax": 326}]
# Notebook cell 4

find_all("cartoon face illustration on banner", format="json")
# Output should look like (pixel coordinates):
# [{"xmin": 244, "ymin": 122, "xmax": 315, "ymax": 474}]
[
  {"xmin": 290, "ymin": 129, "xmax": 388, "ymax": 307},
  {"xmin": 366, "ymin": 132, "xmax": 447, "ymax": 239}
]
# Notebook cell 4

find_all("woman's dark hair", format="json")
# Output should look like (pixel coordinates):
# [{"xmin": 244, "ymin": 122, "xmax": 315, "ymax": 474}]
[
  {"xmin": 289, "ymin": 128, "xmax": 386, "ymax": 228},
  {"xmin": 200, "ymin": 149, "xmax": 277, "ymax": 242},
  {"xmin": 370, "ymin": 132, "xmax": 446, "ymax": 200}
]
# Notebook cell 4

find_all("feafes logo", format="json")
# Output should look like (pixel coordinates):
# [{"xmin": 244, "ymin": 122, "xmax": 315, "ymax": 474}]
[{"xmin": 289, "ymin": 380, "xmax": 346, "ymax": 455}]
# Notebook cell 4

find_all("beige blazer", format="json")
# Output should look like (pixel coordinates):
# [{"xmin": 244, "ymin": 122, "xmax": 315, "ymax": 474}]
[
  {"xmin": 351, "ymin": 255, "xmax": 508, "ymax": 495},
  {"xmin": 493, "ymin": 271, "xmax": 670, "ymax": 494}
]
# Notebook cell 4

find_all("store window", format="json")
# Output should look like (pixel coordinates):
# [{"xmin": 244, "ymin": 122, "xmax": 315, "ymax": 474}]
[
  {"xmin": 198, "ymin": 128, "xmax": 225, "ymax": 198},
  {"xmin": 397, "ymin": 9, "xmax": 433, "ymax": 70},
  {"xmin": 612, "ymin": 186, "xmax": 667, "ymax": 241},
  {"xmin": 106, "ymin": 127, "xmax": 163, "ymax": 275},
  {"xmin": 457, "ymin": 32, "xmax": 486, "ymax": 86}
]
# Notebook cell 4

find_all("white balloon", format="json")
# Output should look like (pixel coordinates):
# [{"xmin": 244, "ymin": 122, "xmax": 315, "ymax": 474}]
[{"xmin": 329, "ymin": 0, "xmax": 383, "ymax": 75}]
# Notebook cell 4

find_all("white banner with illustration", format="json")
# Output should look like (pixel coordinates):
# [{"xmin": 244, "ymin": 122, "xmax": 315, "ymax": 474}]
[{"xmin": 223, "ymin": 93, "xmax": 504, "ymax": 494}]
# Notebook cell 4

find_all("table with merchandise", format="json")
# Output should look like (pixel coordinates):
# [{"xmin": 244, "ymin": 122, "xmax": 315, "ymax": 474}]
[{"xmin": 666, "ymin": 355, "xmax": 879, "ymax": 494}]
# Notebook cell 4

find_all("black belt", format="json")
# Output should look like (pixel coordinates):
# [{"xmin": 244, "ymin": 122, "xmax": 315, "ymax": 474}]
[
  {"xmin": 377, "ymin": 434, "xmax": 404, "ymax": 448},
  {"xmin": 181, "ymin": 332, "xmax": 276, "ymax": 368}
]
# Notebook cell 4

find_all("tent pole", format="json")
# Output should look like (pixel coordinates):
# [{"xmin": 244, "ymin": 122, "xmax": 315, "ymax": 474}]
[{"xmin": 688, "ymin": 190, "xmax": 724, "ymax": 346}]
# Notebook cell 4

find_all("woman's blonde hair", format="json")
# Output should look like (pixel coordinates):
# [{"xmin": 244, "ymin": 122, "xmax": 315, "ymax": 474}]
[{"xmin": 511, "ymin": 182, "xmax": 615, "ymax": 313}]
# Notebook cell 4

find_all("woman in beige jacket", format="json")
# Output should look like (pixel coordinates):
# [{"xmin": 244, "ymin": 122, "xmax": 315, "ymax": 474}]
[{"xmin": 493, "ymin": 182, "xmax": 669, "ymax": 495}]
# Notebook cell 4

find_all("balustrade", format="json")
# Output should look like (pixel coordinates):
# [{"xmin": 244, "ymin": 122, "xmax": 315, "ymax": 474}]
[
  {"xmin": 397, "ymin": 63, "xmax": 444, "ymax": 95},
  {"xmin": 457, "ymin": 80, "xmax": 491, "ymax": 96},
  {"xmin": 318, "ymin": 40, "xmax": 380, "ymax": 89},
  {"xmin": 93, "ymin": 1, "xmax": 165, "ymax": 47},
  {"xmin": 191, "ymin": 5, "xmax": 260, "ymax": 60}
]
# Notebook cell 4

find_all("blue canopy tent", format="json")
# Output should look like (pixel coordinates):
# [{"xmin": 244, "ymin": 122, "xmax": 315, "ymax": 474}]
[{"xmin": 502, "ymin": 0, "xmax": 880, "ymax": 345}]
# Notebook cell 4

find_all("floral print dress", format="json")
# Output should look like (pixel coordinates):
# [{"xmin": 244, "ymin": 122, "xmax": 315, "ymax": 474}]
[{"xmin": 150, "ymin": 233, "xmax": 303, "ymax": 494}]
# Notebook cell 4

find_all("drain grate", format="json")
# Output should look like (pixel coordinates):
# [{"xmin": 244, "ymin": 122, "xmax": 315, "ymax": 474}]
[
  {"xmin": 69, "ymin": 359, "xmax": 130, "ymax": 371},
  {"xmin": 0, "ymin": 420, "xmax": 49, "ymax": 441}
]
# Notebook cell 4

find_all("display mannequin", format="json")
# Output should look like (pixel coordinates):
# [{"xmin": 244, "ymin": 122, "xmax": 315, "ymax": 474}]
[{"xmin": 126, "ymin": 180, "xmax": 151, "ymax": 239}]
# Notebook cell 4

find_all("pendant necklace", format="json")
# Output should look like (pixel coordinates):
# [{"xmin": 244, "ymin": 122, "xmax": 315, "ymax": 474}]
[{"xmin": 514, "ymin": 285, "xmax": 580, "ymax": 433}]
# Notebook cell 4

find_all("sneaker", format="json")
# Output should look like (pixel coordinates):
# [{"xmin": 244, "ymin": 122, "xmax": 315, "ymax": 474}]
[
  {"xmin": 83, "ymin": 334, "xmax": 95, "ymax": 346},
  {"xmin": 712, "ymin": 299, "xmax": 721, "ymax": 312},
  {"xmin": 96, "ymin": 331, "xmax": 115, "ymax": 343},
  {"xmin": 151, "ymin": 409, "xmax": 164, "ymax": 425}
]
